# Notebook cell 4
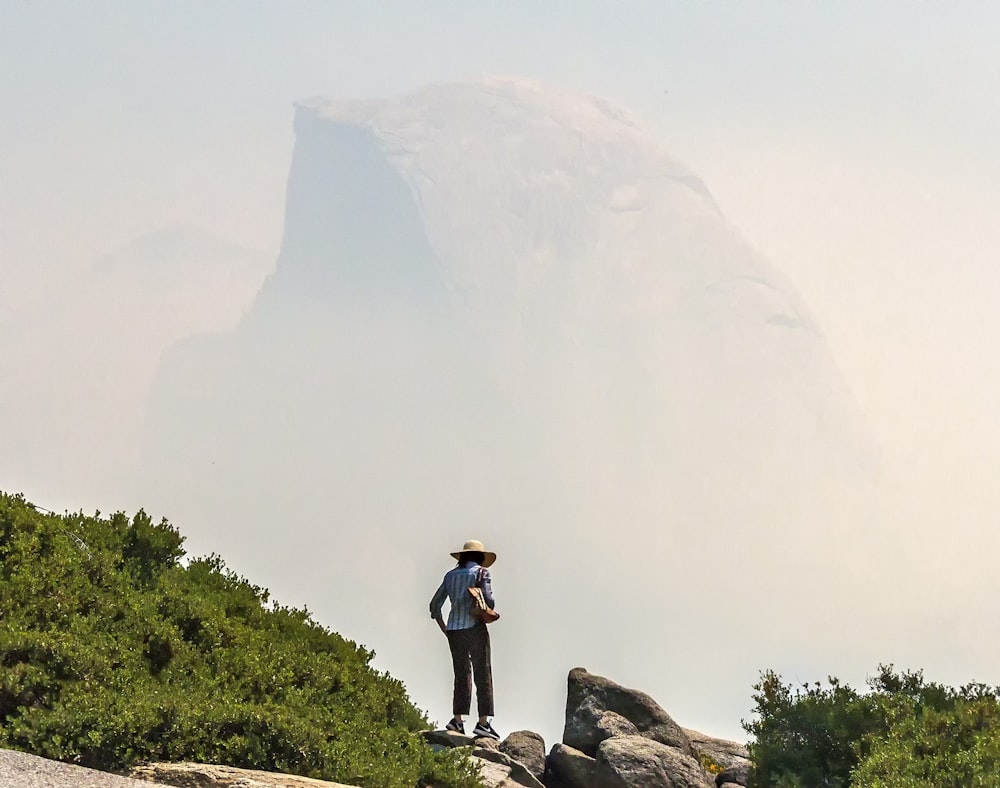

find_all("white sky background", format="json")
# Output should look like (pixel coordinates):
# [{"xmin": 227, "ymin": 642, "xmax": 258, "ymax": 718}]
[{"xmin": 3, "ymin": 0, "xmax": 1000, "ymax": 739}]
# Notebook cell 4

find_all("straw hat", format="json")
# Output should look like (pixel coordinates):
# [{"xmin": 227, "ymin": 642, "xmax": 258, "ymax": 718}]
[{"xmin": 450, "ymin": 539, "xmax": 497, "ymax": 567}]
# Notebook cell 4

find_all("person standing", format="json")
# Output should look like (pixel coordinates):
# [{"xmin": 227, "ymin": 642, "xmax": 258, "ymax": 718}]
[{"xmin": 429, "ymin": 539, "xmax": 499, "ymax": 739}]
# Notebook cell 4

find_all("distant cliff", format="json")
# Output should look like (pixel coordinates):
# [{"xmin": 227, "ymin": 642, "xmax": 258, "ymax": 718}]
[{"xmin": 136, "ymin": 79, "xmax": 882, "ymax": 738}]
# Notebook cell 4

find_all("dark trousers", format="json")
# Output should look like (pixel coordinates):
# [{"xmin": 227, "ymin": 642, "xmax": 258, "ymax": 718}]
[{"xmin": 446, "ymin": 623, "xmax": 494, "ymax": 717}]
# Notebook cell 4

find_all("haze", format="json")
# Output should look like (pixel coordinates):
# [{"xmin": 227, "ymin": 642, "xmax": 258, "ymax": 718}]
[{"xmin": 3, "ymin": 2, "xmax": 1000, "ymax": 747}]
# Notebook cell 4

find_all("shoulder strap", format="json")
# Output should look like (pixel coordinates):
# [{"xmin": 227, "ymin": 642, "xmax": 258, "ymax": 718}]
[{"xmin": 476, "ymin": 565, "xmax": 485, "ymax": 587}]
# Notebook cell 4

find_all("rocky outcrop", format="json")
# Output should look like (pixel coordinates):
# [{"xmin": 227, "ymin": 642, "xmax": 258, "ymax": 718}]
[
  {"xmin": 129, "ymin": 762, "xmax": 357, "ymax": 787},
  {"xmin": 423, "ymin": 669, "xmax": 751, "ymax": 788},
  {"xmin": 564, "ymin": 668, "xmax": 693, "ymax": 757},
  {"xmin": 549, "ymin": 669, "xmax": 749, "ymax": 788},
  {"xmin": 421, "ymin": 730, "xmax": 545, "ymax": 788}
]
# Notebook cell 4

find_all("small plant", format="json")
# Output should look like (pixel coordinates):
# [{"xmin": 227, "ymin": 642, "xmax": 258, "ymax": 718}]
[{"xmin": 699, "ymin": 752, "xmax": 724, "ymax": 775}]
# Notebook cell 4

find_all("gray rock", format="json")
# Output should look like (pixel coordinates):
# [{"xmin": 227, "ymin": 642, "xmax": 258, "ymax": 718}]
[
  {"xmin": 130, "ymin": 761, "xmax": 358, "ymax": 787},
  {"xmin": 683, "ymin": 728, "xmax": 750, "ymax": 772},
  {"xmin": 499, "ymin": 730, "xmax": 546, "ymax": 782},
  {"xmin": 421, "ymin": 728, "xmax": 476, "ymax": 749},
  {"xmin": 714, "ymin": 762, "xmax": 752, "ymax": 788},
  {"xmin": 545, "ymin": 743, "xmax": 596, "ymax": 788},
  {"xmin": 564, "ymin": 668, "xmax": 692, "ymax": 757},
  {"xmin": 0, "ymin": 747, "xmax": 171, "ymax": 788},
  {"xmin": 471, "ymin": 746, "xmax": 544, "ymax": 788},
  {"xmin": 474, "ymin": 758, "xmax": 532, "ymax": 788},
  {"xmin": 475, "ymin": 737, "xmax": 502, "ymax": 751},
  {"xmin": 596, "ymin": 710, "xmax": 641, "ymax": 743},
  {"xmin": 593, "ymin": 735, "xmax": 713, "ymax": 788}
]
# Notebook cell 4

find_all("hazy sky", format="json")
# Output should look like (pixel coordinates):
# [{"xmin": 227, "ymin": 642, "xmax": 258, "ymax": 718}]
[
  {"xmin": 4, "ymin": 1, "xmax": 999, "ymax": 448},
  {"xmin": 3, "ymin": 1, "xmax": 1000, "ymax": 744}
]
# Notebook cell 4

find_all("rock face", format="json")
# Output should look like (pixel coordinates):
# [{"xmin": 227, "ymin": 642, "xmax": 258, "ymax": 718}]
[
  {"xmin": 564, "ymin": 668, "xmax": 692, "ymax": 757},
  {"xmin": 130, "ymin": 762, "xmax": 357, "ymax": 787}
]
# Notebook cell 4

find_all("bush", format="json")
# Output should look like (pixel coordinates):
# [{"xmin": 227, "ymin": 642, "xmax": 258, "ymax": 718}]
[
  {"xmin": 0, "ymin": 492, "xmax": 481, "ymax": 788},
  {"xmin": 744, "ymin": 665, "xmax": 1000, "ymax": 788},
  {"xmin": 852, "ymin": 695, "xmax": 1000, "ymax": 787}
]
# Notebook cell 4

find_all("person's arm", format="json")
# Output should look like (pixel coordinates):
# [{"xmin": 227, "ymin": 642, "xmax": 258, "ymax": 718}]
[
  {"xmin": 430, "ymin": 581, "xmax": 448, "ymax": 634},
  {"xmin": 481, "ymin": 568, "xmax": 495, "ymax": 610}
]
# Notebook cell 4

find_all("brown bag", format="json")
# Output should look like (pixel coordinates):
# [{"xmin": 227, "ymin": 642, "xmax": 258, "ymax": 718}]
[{"xmin": 468, "ymin": 566, "xmax": 500, "ymax": 624}]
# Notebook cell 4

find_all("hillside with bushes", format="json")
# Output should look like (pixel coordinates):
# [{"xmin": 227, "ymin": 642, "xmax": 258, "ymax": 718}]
[{"xmin": 0, "ymin": 492, "xmax": 480, "ymax": 788}]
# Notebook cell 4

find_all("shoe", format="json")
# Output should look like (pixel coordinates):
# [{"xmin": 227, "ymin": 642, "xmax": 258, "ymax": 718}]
[
  {"xmin": 473, "ymin": 720, "xmax": 500, "ymax": 740},
  {"xmin": 445, "ymin": 717, "xmax": 465, "ymax": 735}
]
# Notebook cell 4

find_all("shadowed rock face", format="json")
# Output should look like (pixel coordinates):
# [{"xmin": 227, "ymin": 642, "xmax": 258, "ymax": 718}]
[
  {"xmin": 138, "ymin": 79, "xmax": 879, "ymax": 737},
  {"xmin": 258, "ymin": 112, "xmax": 446, "ymax": 306}
]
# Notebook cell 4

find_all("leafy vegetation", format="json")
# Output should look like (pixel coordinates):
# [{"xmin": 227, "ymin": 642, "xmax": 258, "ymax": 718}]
[
  {"xmin": 745, "ymin": 665, "xmax": 1000, "ymax": 787},
  {"xmin": 0, "ymin": 492, "xmax": 481, "ymax": 787}
]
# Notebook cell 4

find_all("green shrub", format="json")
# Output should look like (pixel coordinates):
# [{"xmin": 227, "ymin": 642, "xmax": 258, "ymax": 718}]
[
  {"xmin": 0, "ymin": 492, "xmax": 481, "ymax": 788},
  {"xmin": 744, "ymin": 665, "xmax": 1000, "ymax": 788},
  {"xmin": 852, "ymin": 695, "xmax": 1000, "ymax": 787}
]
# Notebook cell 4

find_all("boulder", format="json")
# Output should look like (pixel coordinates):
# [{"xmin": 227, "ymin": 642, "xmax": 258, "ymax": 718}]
[
  {"xmin": 471, "ymin": 746, "xmax": 545, "ymax": 788},
  {"xmin": 714, "ymin": 762, "xmax": 753, "ymax": 787},
  {"xmin": 418, "ymin": 728, "xmax": 542, "ymax": 787},
  {"xmin": 129, "ymin": 762, "xmax": 358, "ymax": 787},
  {"xmin": 593, "ymin": 735, "xmax": 713, "ymax": 788},
  {"xmin": 421, "ymin": 728, "xmax": 476, "ymax": 750},
  {"xmin": 564, "ymin": 668, "xmax": 692, "ymax": 756},
  {"xmin": 475, "ymin": 758, "xmax": 529, "ymax": 788},
  {"xmin": 499, "ymin": 730, "xmax": 546, "ymax": 782},
  {"xmin": 544, "ymin": 743, "xmax": 596, "ymax": 788}
]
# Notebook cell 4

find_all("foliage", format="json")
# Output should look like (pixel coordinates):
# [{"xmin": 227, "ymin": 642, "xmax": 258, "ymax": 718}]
[
  {"xmin": 744, "ymin": 665, "xmax": 1000, "ymax": 788},
  {"xmin": 852, "ymin": 694, "xmax": 1000, "ymax": 787},
  {"xmin": 0, "ymin": 492, "xmax": 481, "ymax": 788},
  {"xmin": 698, "ymin": 751, "xmax": 724, "ymax": 776}
]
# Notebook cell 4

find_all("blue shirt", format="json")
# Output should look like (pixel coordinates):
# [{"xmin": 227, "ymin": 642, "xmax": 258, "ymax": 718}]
[{"xmin": 429, "ymin": 563, "xmax": 495, "ymax": 631}]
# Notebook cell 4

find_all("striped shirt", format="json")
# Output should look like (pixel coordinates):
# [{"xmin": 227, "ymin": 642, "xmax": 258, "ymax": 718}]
[{"xmin": 429, "ymin": 563, "xmax": 495, "ymax": 631}]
